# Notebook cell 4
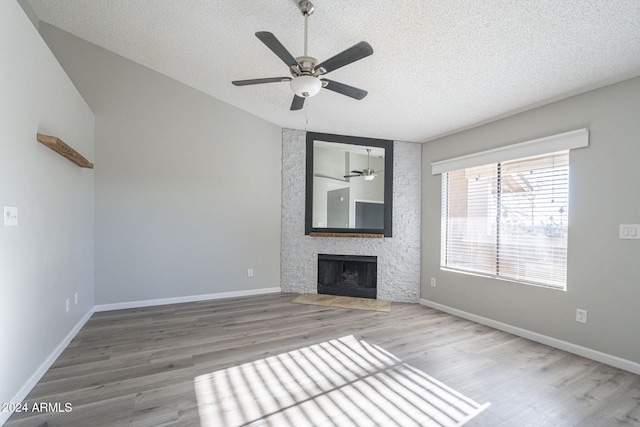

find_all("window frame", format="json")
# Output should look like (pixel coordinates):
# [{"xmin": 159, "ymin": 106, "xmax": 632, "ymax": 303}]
[
  {"xmin": 432, "ymin": 129, "xmax": 589, "ymax": 291},
  {"xmin": 441, "ymin": 151, "xmax": 570, "ymax": 289}
]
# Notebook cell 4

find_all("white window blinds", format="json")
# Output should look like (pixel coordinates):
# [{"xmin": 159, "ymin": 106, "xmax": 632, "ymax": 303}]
[
  {"xmin": 434, "ymin": 129, "xmax": 588, "ymax": 289},
  {"xmin": 441, "ymin": 151, "xmax": 570, "ymax": 288}
]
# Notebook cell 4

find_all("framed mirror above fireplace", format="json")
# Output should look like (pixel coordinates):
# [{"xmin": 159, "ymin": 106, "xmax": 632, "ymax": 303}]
[{"xmin": 305, "ymin": 132, "xmax": 393, "ymax": 237}]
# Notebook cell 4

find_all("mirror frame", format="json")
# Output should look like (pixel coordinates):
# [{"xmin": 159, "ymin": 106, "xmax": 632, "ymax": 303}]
[{"xmin": 305, "ymin": 132, "xmax": 393, "ymax": 237}]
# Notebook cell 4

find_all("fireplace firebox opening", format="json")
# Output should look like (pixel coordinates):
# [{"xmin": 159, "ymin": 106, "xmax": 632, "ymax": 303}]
[{"xmin": 317, "ymin": 254, "xmax": 377, "ymax": 299}]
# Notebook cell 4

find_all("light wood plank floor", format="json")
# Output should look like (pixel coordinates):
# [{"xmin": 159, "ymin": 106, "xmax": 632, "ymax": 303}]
[{"xmin": 6, "ymin": 293, "xmax": 640, "ymax": 426}]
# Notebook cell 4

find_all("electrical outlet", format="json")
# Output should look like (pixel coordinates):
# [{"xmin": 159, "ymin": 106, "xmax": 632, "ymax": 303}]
[
  {"xmin": 247, "ymin": 268, "xmax": 254, "ymax": 278},
  {"xmin": 576, "ymin": 308, "xmax": 587, "ymax": 324},
  {"xmin": 65, "ymin": 298, "xmax": 70, "ymax": 313},
  {"xmin": 430, "ymin": 277, "xmax": 436, "ymax": 287}
]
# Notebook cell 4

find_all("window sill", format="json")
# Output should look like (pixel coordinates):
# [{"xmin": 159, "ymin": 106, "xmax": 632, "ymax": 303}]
[
  {"xmin": 309, "ymin": 232, "xmax": 384, "ymax": 239},
  {"xmin": 440, "ymin": 267, "xmax": 567, "ymax": 291}
]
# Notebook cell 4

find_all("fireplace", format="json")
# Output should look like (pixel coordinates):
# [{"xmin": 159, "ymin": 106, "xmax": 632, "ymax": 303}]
[{"xmin": 317, "ymin": 254, "xmax": 377, "ymax": 299}]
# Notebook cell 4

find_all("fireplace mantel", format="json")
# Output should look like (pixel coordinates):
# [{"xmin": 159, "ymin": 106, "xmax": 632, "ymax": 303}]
[{"xmin": 309, "ymin": 232, "xmax": 384, "ymax": 238}]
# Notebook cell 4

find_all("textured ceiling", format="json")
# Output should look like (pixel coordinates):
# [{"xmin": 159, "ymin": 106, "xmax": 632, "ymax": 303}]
[{"xmin": 24, "ymin": 0, "xmax": 640, "ymax": 143}]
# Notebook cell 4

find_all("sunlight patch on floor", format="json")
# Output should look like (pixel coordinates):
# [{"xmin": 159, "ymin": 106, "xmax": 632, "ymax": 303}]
[{"xmin": 194, "ymin": 335, "xmax": 489, "ymax": 426}]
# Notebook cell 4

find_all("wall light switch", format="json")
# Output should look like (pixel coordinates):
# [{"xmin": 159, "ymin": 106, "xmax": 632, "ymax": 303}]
[
  {"xmin": 620, "ymin": 224, "xmax": 640, "ymax": 239},
  {"xmin": 4, "ymin": 206, "xmax": 18, "ymax": 226}
]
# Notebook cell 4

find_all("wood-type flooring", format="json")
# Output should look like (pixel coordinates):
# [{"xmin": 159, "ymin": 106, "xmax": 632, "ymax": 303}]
[{"xmin": 6, "ymin": 293, "xmax": 640, "ymax": 426}]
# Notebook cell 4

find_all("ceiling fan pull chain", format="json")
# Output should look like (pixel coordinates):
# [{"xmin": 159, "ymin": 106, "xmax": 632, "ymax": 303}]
[{"xmin": 305, "ymin": 103, "xmax": 309, "ymax": 130}]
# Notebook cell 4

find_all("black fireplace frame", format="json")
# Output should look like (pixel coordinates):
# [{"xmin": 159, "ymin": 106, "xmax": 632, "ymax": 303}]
[{"xmin": 317, "ymin": 254, "xmax": 377, "ymax": 299}]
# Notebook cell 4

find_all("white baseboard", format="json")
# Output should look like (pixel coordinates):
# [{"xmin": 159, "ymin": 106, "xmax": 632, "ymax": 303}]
[
  {"xmin": 94, "ymin": 287, "xmax": 282, "ymax": 312},
  {"xmin": 420, "ymin": 298, "xmax": 640, "ymax": 376},
  {"xmin": 1, "ymin": 307, "xmax": 96, "ymax": 426}
]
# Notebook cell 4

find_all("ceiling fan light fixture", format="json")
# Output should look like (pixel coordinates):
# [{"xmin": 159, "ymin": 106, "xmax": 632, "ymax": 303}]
[
  {"xmin": 231, "ymin": 1, "xmax": 372, "ymax": 110},
  {"xmin": 290, "ymin": 75, "xmax": 322, "ymax": 98}
]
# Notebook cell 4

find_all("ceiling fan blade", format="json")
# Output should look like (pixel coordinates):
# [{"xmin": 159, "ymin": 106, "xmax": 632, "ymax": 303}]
[
  {"xmin": 344, "ymin": 174, "xmax": 361, "ymax": 178},
  {"xmin": 255, "ymin": 32, "xmax": 300, "ymax": 69},
  {"xmin": 350, "ymin": 170, "xmax": 363, "ymax": 174},
  {"xmin": 321, "ymin": 79, "xmax": 368, "ymax": 100},
  {"xmin": 232, "ymin": 77, "xmax": 291, "ymax": 86},
  {"xmin": 315, "ymin": 173, "xmax": 347, "ymax": 182},
  {"xmin": 290, "ymin": 95, "xmax": 305, "ymax": 111},
  {"xmin": 315, "ymin": 41, "xmax": 373, "ymax": 74}
]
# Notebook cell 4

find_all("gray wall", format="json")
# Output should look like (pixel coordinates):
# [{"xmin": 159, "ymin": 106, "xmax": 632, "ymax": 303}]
[
  {"xmin": 422, "ymin": 76, "xmax": 640, "ymax": 364},
  {"xmin": 39, "ymin": 23, "xmax": 283, "ymax": 304},
  {"xmin": 1, "ymin": 1, "xmax": 94, "ymax": 414}
]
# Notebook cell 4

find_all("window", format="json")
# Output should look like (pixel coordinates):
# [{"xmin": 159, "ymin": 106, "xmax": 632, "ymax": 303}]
[
  {"xmin": 441, "ymin": 151, "xmax": 569, "ymax": 288},
  {"xmin": 432, "ymin": 129, "xmax": 588, "ymax": 290}
]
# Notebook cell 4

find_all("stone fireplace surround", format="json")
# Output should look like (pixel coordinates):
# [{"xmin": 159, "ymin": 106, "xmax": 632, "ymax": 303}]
[{"xmin": 281, "ymin": 129, "xmax": 421, "ymax": 303}]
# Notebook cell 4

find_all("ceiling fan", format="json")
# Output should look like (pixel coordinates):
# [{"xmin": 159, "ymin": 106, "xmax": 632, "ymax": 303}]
[
  {"xmin": 344, "ymin": 149, "xmax": 383, "ymax": 181},
  {"xmin": 232, "ymin": 0, "xmax": 373, "ymax": 111}
]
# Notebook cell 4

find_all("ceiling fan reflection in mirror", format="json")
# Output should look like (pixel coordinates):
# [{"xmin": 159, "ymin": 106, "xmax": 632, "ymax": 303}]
[
  {"xmin": 344, "ymin": 148, "xmax": 383, "ymax": 181},
  {"xmin": 231, "ymin": 0, "xmax": 373, "ymax": 110}
]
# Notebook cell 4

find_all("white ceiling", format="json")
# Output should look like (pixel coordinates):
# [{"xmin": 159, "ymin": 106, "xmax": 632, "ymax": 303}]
[{"xmin": 24, "ymin": 0, "xmax": 640, "ymax": 143}]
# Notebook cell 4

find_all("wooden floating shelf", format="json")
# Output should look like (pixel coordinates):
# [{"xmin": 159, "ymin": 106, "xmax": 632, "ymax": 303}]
[
  {"xmin": 309, "ymin": 232, "xmax": 384, "ymax": 238},
  {"xmin": 37, "ymin": 133, "xmax": 94, "ymax": 169}
]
